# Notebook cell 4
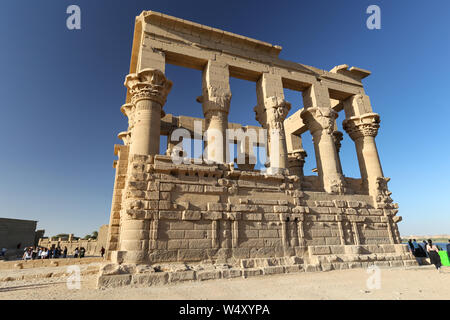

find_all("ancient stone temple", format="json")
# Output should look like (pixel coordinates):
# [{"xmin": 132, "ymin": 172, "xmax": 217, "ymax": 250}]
[{"xmin": 99, "ymin": 11, "xmax": 414, "ymax": 288}]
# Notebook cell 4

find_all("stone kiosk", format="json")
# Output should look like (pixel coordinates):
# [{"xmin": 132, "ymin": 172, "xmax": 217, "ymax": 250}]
[{"xmin": 98, "ymin": 11, "xmax": 414, "ymax": 288}]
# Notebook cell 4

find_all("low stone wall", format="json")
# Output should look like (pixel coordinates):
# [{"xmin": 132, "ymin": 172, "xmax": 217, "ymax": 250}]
[
  {"xmin": 97, "ymin": 244, "xmax": 417, "ymax": 289},
  {"xmin": 38, "ymin": 225, "xmax": 108, "ymax": 257}
]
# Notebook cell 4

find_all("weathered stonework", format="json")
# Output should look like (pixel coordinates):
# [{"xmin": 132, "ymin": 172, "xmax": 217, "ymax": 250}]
[{"xmin": 99, "ymin": 11, "xmax": 413, "ymax": 288}]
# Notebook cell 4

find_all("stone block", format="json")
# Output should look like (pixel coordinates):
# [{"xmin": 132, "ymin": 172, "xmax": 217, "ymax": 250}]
[
  {"xmin": 197, "ymin": 270, "xmax": 221, "ymax": 281},
  {"xmin": 389, "ymin": 261, "xmax": 404, "ymax": 268},
  {"xmin": 310, "ymin": 246, "xmax": 331, "ymax": 255},
  {"xmin": 182, "ymin": 210, "xmax": 202, "ymax": 220},
  {"xmin": 304, "ymin": 264, "xmax": 320, "ymax": 272},
  {"xmin": 97, "ymin": 274, "xmax": 132, "ymax": 289},
  {"xmin": 222, "ymin": 269, "xmax": 242, "ymax": 278},
  {"xmin": 242, "ymin": 268, "xmax": 262, "ymax": 278},
  {"xmin": 132, "ymin": 273, "xmax": 169, "ymax": 286},
  {"xmin": 202, "ymin": 211, "xmax": 222, "ymax": 220},
  {"xmin": 169, "ymin": 270, "xmax": 196, "ymax": 282},
  {"xmin": 263, "ymin": 266, "xmax": 285, "ymax": 275},
  {"xmin": 285, "ymin": 265, "xmax": 303, "ymax": 273}
]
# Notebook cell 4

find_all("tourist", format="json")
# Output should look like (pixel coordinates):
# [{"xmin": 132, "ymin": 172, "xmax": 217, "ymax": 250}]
[
  {"xmin": 37, "ymin": 247, "xmax": 42, "ymax": 259},
  {"xmin": 100, "ymin": 247, "xmax": 105, "ymax": 258},
  {"xmin": 80, "ymin": 247, "xmax": 86, "ymax": 258},
  {"xmin": 0, "ymin": 247, "xmax": 7, "ymax": 258},
  {"xmin": 41, "ymin": 248, "xmax": 48, "ymax": 259},
  {"xmin": 421, "ymin": 241, "xmax": 429, "ymax": 257},
  {"xmin": 447, "ymin": 240, "xmax": 450, "ymax": 260},
  {"xmin": 63, "ymin": 247, "xmax": 68, "ymax": 258},
  {"xmin": 426, "ymin": 239, "xmax": 442, "ymax": 272},
  {"xmin": 412, "ymin": 239, "xmax": 421, "ymax": 256},
  {"xmin": 74, "ymin": 247, "xmax": 79, "ymax": 258},
  {"xmin": 408, "ymin": 239, "xmax": 414, "ymax": 255},
  {"xmin": 22, "ymin": 248, "xmax": 32, "ymax": 260}
]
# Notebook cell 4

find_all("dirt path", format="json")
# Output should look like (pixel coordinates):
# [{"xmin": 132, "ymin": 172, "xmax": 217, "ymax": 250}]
[{"xmin": 0, "ymin": 265, "xmax": 449, "ymax": 300}]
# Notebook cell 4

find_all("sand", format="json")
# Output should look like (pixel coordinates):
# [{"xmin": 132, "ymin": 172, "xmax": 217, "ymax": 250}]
[{"xmin": 0, "ymin": 265, "xmax": 449, "ymax": 300}]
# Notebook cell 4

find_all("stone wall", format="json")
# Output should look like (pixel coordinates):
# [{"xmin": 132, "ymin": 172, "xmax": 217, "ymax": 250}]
[
  {"xmin": 111, "ymin": 154, "xmax": 401, "ymax": 266},
  {"xmin": 38, "ymin": 224, "xmax": 108, "ymax": 256},
  {"xmin": 0, "ymin": 218, "xmax": 37, "ymax": 250}
]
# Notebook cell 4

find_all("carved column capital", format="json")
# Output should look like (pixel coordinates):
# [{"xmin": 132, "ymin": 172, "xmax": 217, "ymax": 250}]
[
  {"xmin": 197, "ymin": 94, "xmax": 231, "ymax": 116},
  {"xmin": 120, "ymin": 103, "xmax": 135, "ymax": 130},
  {"xmin": 300, "ymin": 107, "xmax": 338, "ymax": 135},
  {"xmin": 254, "ymin": 97, "xmax": 291, "ymax": 129},
  {"xmin": 332, "ymin": 131, "xmax": 344, "ymax": 152},
  {"xmin": 288, "ymin": 149, "xmax": 307, "ymax": 167},
  {"xmin": 118, "ymin": 131, "xmax": 131, "ymax": 146},
  {"xmin": 125, "ymin": 68, "xmax": 173, "ymax": 107},
  {"xmin": 343, "ymin": 113, "xmax": 380, "ymax": 141}
]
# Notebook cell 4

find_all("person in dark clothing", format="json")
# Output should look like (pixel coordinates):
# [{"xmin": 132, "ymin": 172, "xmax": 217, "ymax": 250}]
[
  {"xmin": 63, "ymin": 247, "xmax": 68, "ymax": 258},
  {"xmin": 447, "ymin": 240, "xmax": 450, "ymax": 261},
  {"xmin": 100, "ymin": 247, "xmax": 105, "ymax": 258},
  {"xmin": 408, "ymin": 239, "xmax": 415, "ymax": 256},
  {"xmin": 422, "ymin": 241, "xmax": 429, "ymax": 257},
  {"xmin": 427, "ymin": 239, "xmax": 442, "ymax": 272}
]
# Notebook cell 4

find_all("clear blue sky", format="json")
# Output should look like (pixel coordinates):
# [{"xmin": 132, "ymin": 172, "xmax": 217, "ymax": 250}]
[{"xmin": 0, "ymin": 1, "xmax": 449, "ymax": 237}]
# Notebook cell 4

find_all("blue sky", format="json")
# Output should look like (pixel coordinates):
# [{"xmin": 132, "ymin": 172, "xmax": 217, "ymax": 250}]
[{"xmin": 0, "ymin": 1, "xmax": 449, "ymax": 237}]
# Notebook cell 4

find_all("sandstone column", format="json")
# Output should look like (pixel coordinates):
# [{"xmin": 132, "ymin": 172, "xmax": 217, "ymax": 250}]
[
  {"xmin": 255, "ymin": 73, "xmax": 291, "ymax": 174},
  {"xmin": 301, "ymin": 83, "xmax": 345, "ymax": 193},
  {"xmin": 287, "ymin": 149, "xmax": 307, "ymax": 177},
  {"xmin": 332, "ymin": 128, "xmax": 344, "ymax": 175},
  {"xmin": 343, "ymin": 112, "xmax": 383, "ymax": 196},
  {"xmin": 301, "ymin": 108, "xmax": 344, "ymax": 194},
  {"xmin": 124, "ymin": 68, "xmax": 172, "ymax": 156},
  {"xmin": 197, "ymin": 60, "xmax": 231, "ymax": 164}
]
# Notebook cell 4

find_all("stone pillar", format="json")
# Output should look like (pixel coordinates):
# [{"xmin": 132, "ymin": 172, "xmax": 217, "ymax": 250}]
[
  {"xmin": 255, "ymin": 73, "xmax": 291, "ymax": 174},
  {"xmin": 287, "ymin": 149, "xmax": 307, "ymax": 177},
  {"xmin": 332, "ymin": 129, "xmax": 344, "ymax": 175},
  {"xmin": 124, "ymin": 68, "xmax": 172, "ymax": 156},
  {"xmin": 352, "ymin": 222, "xmax": 360, "ymax": 245},
  {"xmin": 166, "ymin": 127, "xmax": 185, "ymax": 158},
  {"xmin": 197, "ymin": 60, "xmax": 231, "ymax": 164},
  {"xmin": 300, "ymin": 106, "xmax": 345, "ymax": 194},
  {"xmin": 343, "ymin": 112, "xmax": 383, "ymax": 196},
  {"xmin": 235, "ymin": 135, "xmax": 257, "ymax": 171}
]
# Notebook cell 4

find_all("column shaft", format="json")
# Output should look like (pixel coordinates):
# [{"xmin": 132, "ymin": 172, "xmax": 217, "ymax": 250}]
[
  {"xmin": 255, "ymin": 73, "xmax": 291, "ymax": 174},
  {"xmin": 301, "ymin": 106, "xmax": 345, "ymax": 193},
  {"xmin": 124, "ymin": 68, "xmax": 172, "ymax": 156},
  {"xmin": 343, "ymin": 112, "xmax": 383, "ymax": 195},
  {"xmin": 198, "ymin": 60, "xmax": 231, "ymax": 163}
]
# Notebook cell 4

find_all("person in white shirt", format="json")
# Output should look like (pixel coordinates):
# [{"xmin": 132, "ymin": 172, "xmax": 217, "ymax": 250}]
[{"xmin": 23, "ymin": 249, "xmax": 32, "ymax": 260}]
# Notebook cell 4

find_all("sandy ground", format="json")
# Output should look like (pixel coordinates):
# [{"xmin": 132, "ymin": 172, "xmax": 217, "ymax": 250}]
[{"xmin": 0, "ymin": 265, "xmax": 449, "ymax": 300}]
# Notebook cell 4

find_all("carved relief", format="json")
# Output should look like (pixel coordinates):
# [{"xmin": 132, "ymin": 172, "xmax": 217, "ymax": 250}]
[{"xmin": 375, "ymin": 176, "xmax": 394, "ymax": 206}]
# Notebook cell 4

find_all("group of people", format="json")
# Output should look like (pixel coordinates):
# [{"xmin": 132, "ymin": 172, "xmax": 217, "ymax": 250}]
[
  {"xmin": 21, "ymin": 246, "xmax": 86, "ymax": 260},
  {"xmin": 408, "ymin": 239, "xmax": 450, "ymax": 272}
]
